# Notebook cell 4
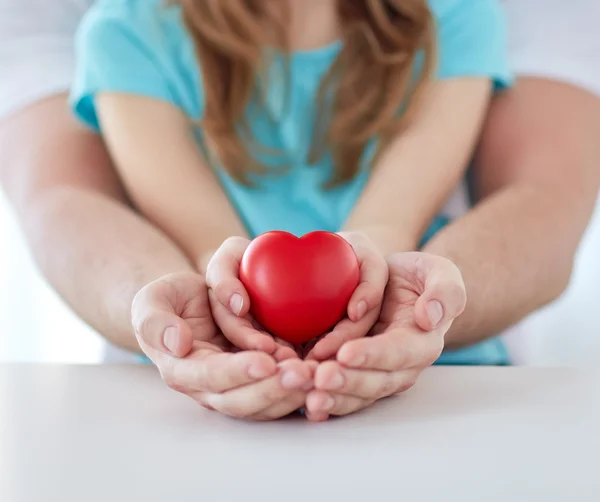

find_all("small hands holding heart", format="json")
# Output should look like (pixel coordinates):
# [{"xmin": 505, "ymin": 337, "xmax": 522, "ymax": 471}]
[
  {"xmin": 206, "ymin": 231, "xmax": 388, "ymax": 357},
  {"xmin": 134, "ymin": 231, "xmax": 467, "ymax": 421}
]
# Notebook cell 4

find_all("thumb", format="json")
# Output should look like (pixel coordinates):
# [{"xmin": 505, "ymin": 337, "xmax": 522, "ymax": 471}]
[
  {"xmin": 132, "ymin": 281, "xmax": 195, "ymax": 358},
  {"xmin": 205, "ymin": 236, "xmax": 251, "ymax": 317},
  {"xmin": 387, "ymin": 252, "xmax": 466, "ymax": 332},
  {"xmin": 413, "ymin": 257, "xmax": 467, "ymax": 332}
]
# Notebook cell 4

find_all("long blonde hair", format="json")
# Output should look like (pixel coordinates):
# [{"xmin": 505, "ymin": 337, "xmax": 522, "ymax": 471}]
[{"xmin": 175, "ymin": 0, "xmax": 435, "ymax": 186}]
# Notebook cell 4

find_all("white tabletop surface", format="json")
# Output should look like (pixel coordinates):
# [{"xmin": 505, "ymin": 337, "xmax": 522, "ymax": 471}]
[{"xmin": 1, "ymin": 364, "xmax": 598, "ymax": 502}]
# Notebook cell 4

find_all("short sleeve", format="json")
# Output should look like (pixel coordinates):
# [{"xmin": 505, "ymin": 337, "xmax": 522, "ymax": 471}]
[
  {"xmin": 70, "ymin": 0, "xmax": 177, "ymax": 132},
  {"xmin": 431, "ymin": 0, "xmax": 513, "ymax": 90}
]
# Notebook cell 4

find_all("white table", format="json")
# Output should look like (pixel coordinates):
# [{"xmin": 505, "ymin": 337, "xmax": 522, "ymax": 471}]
[{"xmin": 1, "ymin": 364, "xmax": 598, "ymax": 502}]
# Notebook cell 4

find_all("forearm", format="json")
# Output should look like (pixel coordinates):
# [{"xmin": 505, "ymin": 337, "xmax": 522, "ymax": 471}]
[
  {"xmin": 21, "ymin": 187, "xmax": 193, "ymax": 353},
  {"xmin": 95, "ymin": 93, "xmax": 248, "ymax": 273},
  {"xmin": 0, "ymin": 95, "xmax": 194, "ymax": 353},
  {"xmin": 423, "ymin": 181, "xmax": 594, "ymax": 348},
  {"xmin": 428, "ymin": 78, "xmax": 600, "ymax": 349}
]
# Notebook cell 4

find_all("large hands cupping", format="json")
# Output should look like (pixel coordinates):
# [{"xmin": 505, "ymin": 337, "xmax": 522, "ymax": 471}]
[
  {"xmin": 305, "ymin": 252, "xmax": 467, "ymax": 422},
  {"xmin": 131, "ymin": 272, "xmax": 315, "ymax": 421}
]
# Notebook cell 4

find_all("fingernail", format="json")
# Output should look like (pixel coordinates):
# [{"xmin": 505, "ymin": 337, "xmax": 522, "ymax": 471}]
[
  {"xmin": 427, "ymin": 300, "xmax": 444, "ymax": 328},
  {"xmin": 248, "ymin": 364, "xmax": 271, "ymax": 379},
  {"xmin": 229, "ymin": 293, "xmax": 244, "ymax": 316},
  {"xmin": 348, "ymin": 354, "xmax": 367, "ymax": 368},
  {"xmin": 326, "ymin": 371, "xmax": 344, "ymax": 390},
  {"xmin": 356, "ymin": 301, "xmax": 368, "ymax": 320},
  {"xmin": 281, "ymin": 370, "xmax": 304, "ymax": 389},
  {"xmin": 322, "ymin": 396, "xmax": 335, "ymax": 411},
  {"xmin": 163, "ymin": 327, "xmax": 179, "ymax": 354}
]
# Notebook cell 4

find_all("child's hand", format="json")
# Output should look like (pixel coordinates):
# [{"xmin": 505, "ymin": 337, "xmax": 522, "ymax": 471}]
[
  {"xmin": 205, "ymin": 237, "xmax": 300, "ymax": 360},
  {"xmin": 304, "ymin": 231, "xmax": 389, "ymax": 361}
]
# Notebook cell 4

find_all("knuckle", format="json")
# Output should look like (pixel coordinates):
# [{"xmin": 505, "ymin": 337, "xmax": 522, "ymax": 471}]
[
  {"xmin": 133, "ymin": 312, "xmax": 156, "ymax": 340},
  {"xmin": 200, "ymin": 371, "xmax": 217, "ymax": 393},
  {"xmin": 375, "ymin": 374, "xmax": 396, "ymax": 399},
  {"xmin": 346, "ymin": 376, "xmax": 366, "ymax": 396},
  {"xmin": 445, "ymin": 280, "xmax": 467, "ymax": 305},
  {"xmin": 361, "ymin": 283, "xmax": 381, "ymax": 302},
  {"xmin": 190, "ymin": 364, "xmax": 211, "ymax": 392},
  {"xmin": 161, "ymin": 369, "xmax": 185, "ymax": 393},
  {"xmin": 441, "ymin": 256, "xmax": 463, "ymax": 278},
  {"xmin": 260, "ymin": 386, "xmax": 286, "ymax": 406},
  {"xmin": 221, "ymin": 236, "xmax": 250, "ymax": 258},
  {"xmin": 389, "ymin": 347, "xmax": 406, "ymax": 370},
  {"xmin": 204, "ymin": 261, "xmax": 218, "ymax": 288},
  {"xmin": 213, "ymin": 279, "xmax": 238, "ymax": 301},
  {"xmin": 398, "ymin": 374, "xmax": 419, "ymax": 393},
  {"xmin": 229, "ymin": 236, "xmax": 250, "ymax": 248}
]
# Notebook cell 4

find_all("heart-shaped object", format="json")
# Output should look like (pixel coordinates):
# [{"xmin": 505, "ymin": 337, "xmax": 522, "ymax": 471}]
[{"xmin": 240, "ymin": 231, "xmax": 360, "ymax": 345}]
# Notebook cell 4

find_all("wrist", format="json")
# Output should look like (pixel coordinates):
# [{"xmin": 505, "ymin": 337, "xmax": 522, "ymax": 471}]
[{"xmin": 340, "ymin": 225, "xmax": 417, "ymax": 257}]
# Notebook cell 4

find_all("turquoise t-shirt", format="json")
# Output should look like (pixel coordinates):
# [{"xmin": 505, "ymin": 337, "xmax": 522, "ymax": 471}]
[{"xmin": 71, "ymin": 0, "xmax": 513, "ymax": 366}]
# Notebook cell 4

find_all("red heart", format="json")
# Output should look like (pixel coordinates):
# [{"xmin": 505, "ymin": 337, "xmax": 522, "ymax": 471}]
[{"xmin": 240, "ymin": 231, "xmax": 360, "ymax": 345}]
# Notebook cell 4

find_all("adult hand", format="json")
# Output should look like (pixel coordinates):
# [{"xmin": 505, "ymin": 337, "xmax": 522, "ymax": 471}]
[
  {"xmin": 305, "ymin": 253, "xmax": 466, "ymax": 421},
  {"xmin": 132, "ymin": 272, "xmax": 315, "ymax": 420},
  {"xmin": 304, "ymin": 231, "xmax": 389, "ymax": 361}
]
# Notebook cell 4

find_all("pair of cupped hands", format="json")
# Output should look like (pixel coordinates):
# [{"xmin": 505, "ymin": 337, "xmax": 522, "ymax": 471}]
[{"xmin": 132, "ymin": 232, "xmax": 467, "ymax": 422}]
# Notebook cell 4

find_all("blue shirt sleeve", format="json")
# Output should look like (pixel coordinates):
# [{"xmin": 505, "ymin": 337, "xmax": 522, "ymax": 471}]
[
  {"xmin": 431, "ymin": 0, "xmax": 513, "ymax": 89},
  {"xmin": 70, "ymin": 0, "xmax": 181, "ymax": 132}
]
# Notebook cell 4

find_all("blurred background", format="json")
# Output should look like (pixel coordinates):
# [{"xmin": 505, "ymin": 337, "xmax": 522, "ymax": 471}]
[{"xmin": 1, "ymin": 188, "xmax": 599, "ymax": 366}]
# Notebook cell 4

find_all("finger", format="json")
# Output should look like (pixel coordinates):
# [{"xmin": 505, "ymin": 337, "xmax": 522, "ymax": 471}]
[
  {"xmin": 209, "ymin": 290, "xmax": 278, "ymax": 354},
  {"xmin": 252, "ymin": 366, "xmax": 320, "ymax": 421},
  {"xmin": 273, "ymin": 342, "xmax": 301, "ymax": 362},
  {"xmin": 249, "ymin": 393, "xmax": 308, "ymax": 421},
  {"xmin": 306, "ymin": 390, "xmax": 374, "ymax": 417},
  {"xmin": 163, "ymin": 348, "xmax": 278, "ymax": 394},
  {"xmin": 203, "ymin": 359, "xmax": 314, "ymax": 418},
  {"xmin": 388, "ymin": 252, "xmax": 466, "ymax": 331},
  {"xmin": 306, "ymin": 313, "xmax": 376, "ymax": 362},
  {"xmin": 337, "ymin": 330, "xmax": 444, "ymax": 371},
  {"xmin": 205, "ymin": 236, "xmax": 252, "ymax": 317},
  {"xmin": 305, "ymin": 410, "xmax": 330, "ymax": 422},
  {"xmin": 305, "ymin": 232, "xmax": 388, "ymax": 361},
  {"xmin": 132, "ymin": 286, "xmax": 195, "ymax": 358},
  {"xmin": 347, "ymin": 256, "xmax": 388, "ymax": 323},
  {"xmin": 338, "ymin": 232, "xmax": 389, "ymax": 322},
  {"xmin": 314, "ymin": 361, "xmax": 417, "ymax": 400}
]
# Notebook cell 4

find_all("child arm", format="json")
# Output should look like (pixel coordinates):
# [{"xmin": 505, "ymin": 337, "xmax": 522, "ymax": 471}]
[
  {"xmin": 70, "ymin": 2, "xmax": 247, "ymax": 272},
  {"xmin": 94, "ymin": 93, "xmax": 247, "ymax": 272},
  {"xmin": 344, "ymin": 0, "xmax": 512, "ymax": 255},
  {"xmin": 344, "ymin": 78, "xmax": 491, "ymax": 255}
]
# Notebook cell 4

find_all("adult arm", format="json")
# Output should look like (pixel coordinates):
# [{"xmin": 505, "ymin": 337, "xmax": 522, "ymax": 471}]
[
  {"xmin": 423, "ymin": 78, "xmax": 600, "ymax": 348},
  {"xmin": 0, "ymin": 95, "xmax": 194, "ymax": 353},
  {"xmin": 0, "ymin": 96, "xmax": 315, "ymax": 420}
]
